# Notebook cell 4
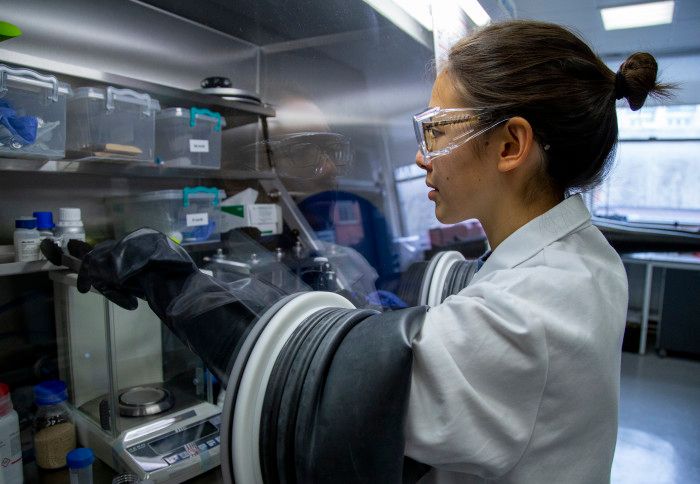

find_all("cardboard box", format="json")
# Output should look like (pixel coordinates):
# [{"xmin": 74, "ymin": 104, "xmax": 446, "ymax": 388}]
[{"xmin": 221, "ymin": 203, "xmax": 282, "ymax": 235}]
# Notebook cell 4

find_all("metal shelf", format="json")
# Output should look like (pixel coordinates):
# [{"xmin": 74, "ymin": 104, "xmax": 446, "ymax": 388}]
[
  {"xmin": 0, "ymin": 245, "xmax": 66, "ymax": 276},
  {"xmin": 0, "ymin": 260, "xmax": 67, "ymax": 276},
  {"xmin": 0, "ymin": 52, "xmax": 275, "ymax": 125},
  {"xmin": 0, "ymin": 157, "xmax": 276, "ymax": 181}
]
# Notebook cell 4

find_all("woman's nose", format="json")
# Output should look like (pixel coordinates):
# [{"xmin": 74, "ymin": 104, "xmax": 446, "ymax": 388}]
[
  {"xmin": 415, "ymin": 150, "xmax": 431, "ymax": 171},
  {"xmin": 315, "ymin": 153, "xmax": 338, "ymax": 178}
]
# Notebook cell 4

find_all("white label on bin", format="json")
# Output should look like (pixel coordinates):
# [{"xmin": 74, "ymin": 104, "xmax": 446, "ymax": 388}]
[
  {"xmin": 190, "ymin": 139, "xmax": 210, "ymax": 153},
  {"xmin": 186, "ymin": 212, "xmax": 209, "ymax": 227}
]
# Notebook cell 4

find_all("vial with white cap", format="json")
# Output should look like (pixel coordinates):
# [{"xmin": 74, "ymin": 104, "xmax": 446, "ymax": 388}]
[
  {"xmin": 67, "ymin": 447, "xmax": 94, "ymax": 484},
  {"xmin": 0, "ymin": 383, "xmax": 23, "ymax": 484},
  {"xmin": 54, "ymin": 207, "xmax": 86, "ymax": 248}
]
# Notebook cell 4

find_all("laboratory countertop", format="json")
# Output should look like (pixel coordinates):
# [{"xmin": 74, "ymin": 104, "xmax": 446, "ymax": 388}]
[{"xmin": 24, "ymin": 459, "xmax": 223, "ymax": 483}]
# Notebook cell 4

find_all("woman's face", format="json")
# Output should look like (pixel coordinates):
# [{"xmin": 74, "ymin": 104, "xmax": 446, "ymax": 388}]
[{"xmin": 416, "ymin": 72, "xmax": 498, "ymax": 224}]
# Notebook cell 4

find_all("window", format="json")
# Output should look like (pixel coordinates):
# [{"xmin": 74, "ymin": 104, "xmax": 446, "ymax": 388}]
[{"xmin": 591, "ymin": 105, "xmax": 700, "ymax": 227}]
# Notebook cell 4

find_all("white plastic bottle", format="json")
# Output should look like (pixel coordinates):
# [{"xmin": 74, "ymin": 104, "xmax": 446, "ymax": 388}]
[
  {"xmin": 0, "ymin": 383, "xmax": 24, "ymax": 484},
  {"xmin": 54, "ymin": 208, "xmax": 86, "ymax": 248},
  {"xmin": 13, "ymin": 217, "xmax": 41, "ymax": 262}
]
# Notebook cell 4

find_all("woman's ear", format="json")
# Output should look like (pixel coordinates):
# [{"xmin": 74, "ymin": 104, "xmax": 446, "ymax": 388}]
[{"xmin": 496, "ymin": 117, "xmax": 535, "ymax": 173}]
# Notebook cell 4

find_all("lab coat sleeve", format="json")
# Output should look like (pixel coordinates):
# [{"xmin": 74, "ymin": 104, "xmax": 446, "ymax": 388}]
[{"xmin": 404, "ymin": 277, "xmax": 549, "ymax": 479}]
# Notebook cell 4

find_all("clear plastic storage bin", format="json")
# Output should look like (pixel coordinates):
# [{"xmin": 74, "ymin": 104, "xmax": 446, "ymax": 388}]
[
  {"xmin": 0, "ymin": 65, "xmax": 72, "ymax": 159},
  {"xmin": 107, "ymin": 187, "xmax": 225, "ymax": 243},
  {"xmin": 66, "ymin": 87, "xmax": 160, "ymax": 161},
  {"xmin": 156, "ymin": 107, "xmax": 225, "ymax": 169}
]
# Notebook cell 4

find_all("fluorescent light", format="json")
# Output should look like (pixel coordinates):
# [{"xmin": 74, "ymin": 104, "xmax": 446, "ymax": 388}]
[
  {"xmin": 362, "ymin": 0, "xmax": 434, "ymax": 48},
  {"xmin": 457, "ymin": 0, "xmax": 491, "ymax": 27},
  {"xmin": 600, "ymin": 1, "xmax": 674, "ymax": 31},
  {"xmin": 393, "ymin": 0, "xmax": 433, "ymax": 31}
]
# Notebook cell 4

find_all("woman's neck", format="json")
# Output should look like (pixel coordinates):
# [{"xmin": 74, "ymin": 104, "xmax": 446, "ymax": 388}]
[{"xmin": 481, "ymin": 191, "xmax": 564, "ymax": 250}]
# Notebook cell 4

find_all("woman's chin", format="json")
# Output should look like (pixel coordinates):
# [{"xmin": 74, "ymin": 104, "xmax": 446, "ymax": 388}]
[
  {"xmin": 435, "ymin": 207, "xmax": 456, "ymax": 224},
  {"xmin": 435, "ymin": 205, "xmax": 469, "ymax": 225}
]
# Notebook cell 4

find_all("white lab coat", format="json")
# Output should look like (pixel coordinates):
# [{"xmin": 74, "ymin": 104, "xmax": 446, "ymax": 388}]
[{"xmin": 405, "ymin": 194, "xmax": 629, "ymax": 484}]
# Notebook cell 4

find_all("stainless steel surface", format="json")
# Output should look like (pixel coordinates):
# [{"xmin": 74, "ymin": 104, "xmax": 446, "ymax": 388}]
[
  {"xmin": 0, "ymin": 0, "xmax": 260, "ymax": 92},
  {"xmin": 195, "ymin": 87, "xmax": 262, "ymax": 103},
  {"xmin": 0, "ymin": 157, "xmax": 276, "ymax": 180},
  {"xmin": 119, "ymin": 386, "xmax": 174, "ymax": 417},
  {"xmin": 0, "ymin": 258, "xmax": 66, "ymax": 276},
  {"xmin": 0, "ymin": 50, "xmax": 273, "ymax": 123}
]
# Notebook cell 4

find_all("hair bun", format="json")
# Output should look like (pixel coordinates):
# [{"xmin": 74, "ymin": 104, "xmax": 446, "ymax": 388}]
[{"xmin": 617, "ymin": 52, "xmax": 660, "ymax": 111}]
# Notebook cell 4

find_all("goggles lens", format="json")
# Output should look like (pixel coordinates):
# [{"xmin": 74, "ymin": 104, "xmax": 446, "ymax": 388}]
[
  {"xmin": 413, "ymin": 107, "xmax": 507, "ymax": 161},
  {"xmin": 245, "ymin": 132, "xmax": 353, "ymax": 179}
]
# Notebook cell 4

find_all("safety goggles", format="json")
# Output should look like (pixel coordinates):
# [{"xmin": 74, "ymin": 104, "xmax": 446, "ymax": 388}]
[
  {"xmin": 413, "ymin": 107, "xmax": 508, "ymax": 161},
  {"xmin": 247, "ymin": 132, "xmax": 353, "ymax": 179}
]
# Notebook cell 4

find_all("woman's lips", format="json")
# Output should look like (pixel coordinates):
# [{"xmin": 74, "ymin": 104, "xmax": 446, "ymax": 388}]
[
  {"xmin": 427, "ymin": 181, "xmax": 438, "ymax": 200},
  {"xmin": 428, "ymin": 188, "xmax": 438, "ymax": 201}
]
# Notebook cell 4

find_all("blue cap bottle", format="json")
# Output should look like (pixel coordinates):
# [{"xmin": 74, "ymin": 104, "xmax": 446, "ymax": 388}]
[
  {"xmin": 15, "ymin": 217, "xmax": 37, "ymax": 229},
  {"xmin": 67, "ymin": 447, "xmax": 94, "ymax": 484},
  {"xmin": 33, "ymin": 211, "xmax": 55, "ymax": 231},
  {"xmin": 33, "ymin": 380, "xmax": 69, "ymax": 406}
]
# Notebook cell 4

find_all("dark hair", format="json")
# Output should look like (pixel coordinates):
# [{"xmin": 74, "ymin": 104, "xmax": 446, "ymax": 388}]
[{"xmin": 446, "ymin": 20, "xmax": 674, "ymax": 193}]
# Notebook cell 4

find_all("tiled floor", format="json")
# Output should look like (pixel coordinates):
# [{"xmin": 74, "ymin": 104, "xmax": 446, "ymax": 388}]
[{"xmin": 612, "ymin": 352, "xmax": 700, "ymax": 484}]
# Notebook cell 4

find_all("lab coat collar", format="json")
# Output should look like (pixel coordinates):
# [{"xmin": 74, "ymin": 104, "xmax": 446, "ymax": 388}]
[{"xmin": 472, "ymin": 194, "xmax": 591, "ymax": 283}]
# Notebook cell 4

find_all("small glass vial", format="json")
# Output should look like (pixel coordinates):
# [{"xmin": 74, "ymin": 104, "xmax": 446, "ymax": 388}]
[
  {"xmin": 67, "ymin": 447, "xmax": 94, "ymax": 484},
  {"xmin": 14, "ymin": 216, "xmax": 41, "ymax": 262},
  {"xmin": 33, "ymin": 380, "xmax": 76, "ymax": 469},
  {"xmin": 0, "ymin": 383, "xmax": 23, "ymax": 484}
]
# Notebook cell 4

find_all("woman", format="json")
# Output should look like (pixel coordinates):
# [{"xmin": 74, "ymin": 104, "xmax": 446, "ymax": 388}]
[
  {"xmin": 405, "ymin": 20, "xmax": 671, "ymax": 483},
  {"xmin": 70, "ymin": 19, "xmax": 671, "ymax": 484}
]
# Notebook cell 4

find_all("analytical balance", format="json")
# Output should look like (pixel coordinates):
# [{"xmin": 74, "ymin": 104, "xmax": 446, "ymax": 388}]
[{"xmin": 50, "ymin": 272, "xmax": 221, "ymax": 483}]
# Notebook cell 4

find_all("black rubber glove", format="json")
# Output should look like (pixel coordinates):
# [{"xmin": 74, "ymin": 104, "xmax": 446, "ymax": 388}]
[
  {"xmin": 70, "ymin": 228, "xmax": 288, "ymax": 383},
  {"xmin": 74, "ymin": 228, "xmax": 198, "ymax": 313}
]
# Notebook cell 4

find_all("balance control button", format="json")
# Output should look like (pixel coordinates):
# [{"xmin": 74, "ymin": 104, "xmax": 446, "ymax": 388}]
[{"xmin": 178, "ymin": 451, "xmax": 190, "ymax": 460}]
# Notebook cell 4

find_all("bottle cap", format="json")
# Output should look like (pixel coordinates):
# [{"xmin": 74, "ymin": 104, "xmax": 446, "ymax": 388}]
[
  {"xmin": 15, "ymin": 217, "xmax": 37, "ymax": 229},
  {"xmin": 0, "ymin": 383, "xmax": 12, "ymax": 416},
  {"xmin": 33, "ymin": 211, "xmax": 55, "ymax": 230},
  {"xmin": 34, "ymin": 380, "xmax": 69, "ymax": 406},
  {"xmin": 57, "ymin": 208, "xmax": 84, "ymax": 227},
  {"xmin": 67, "ymin": 447, "xmax": 94, "ymax": 469}
]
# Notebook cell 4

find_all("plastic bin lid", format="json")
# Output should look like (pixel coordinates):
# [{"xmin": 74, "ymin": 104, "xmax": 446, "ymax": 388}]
[
  {"xmin": 158, "ymin": 107, "xmax": 226, "ymax": 128},
  {"xmin": 72, "ymin": 86, "xmax": 161, "ymax": 111},
  {"xmin": 0, "ymin": 64, "xmax": 71, "ymax": 95},
  {"xmin": 110, "ymin": 188, "xmax": 226, "ymax": 203}
]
